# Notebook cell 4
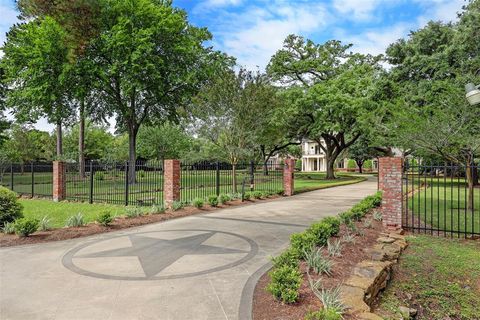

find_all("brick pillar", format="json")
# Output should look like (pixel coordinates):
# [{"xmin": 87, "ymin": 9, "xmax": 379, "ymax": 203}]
[
  {"xmin": 283, "ymin": 158, "xmax": 295, "ymax": 196},
  {"xmin": 378, "ymin": 157, "xmax": 403, "ymax": 230},
  {"xmin": 53, "ymin": 161, "xmax": 66, "ymax": 202},
  {"xmin": 164, "ymin": 159, "xmax": 180, "ymax": 207}
]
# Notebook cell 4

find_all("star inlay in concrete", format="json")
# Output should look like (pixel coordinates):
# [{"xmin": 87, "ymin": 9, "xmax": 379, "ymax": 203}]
[{"xmin": 76, "ymin": 232, "xmax": 248, "ymax": 278}]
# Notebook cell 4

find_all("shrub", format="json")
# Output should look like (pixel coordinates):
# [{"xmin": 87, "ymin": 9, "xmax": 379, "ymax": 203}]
[
  {"xmin": 171, "ymin": 201, "xmax": 184, "ymax": 211},
  {"xmin": 252, "ymin": 191, "xmax": 263, "ymax": 199},
  {"xmin": 39, "ymin": 215, "xmax": 51, "ymax": 231},
  {"xmin": 271, "ymin": 248, "xmax": 300, "ymax": 268},
  {"xmin": 66, "ymin": 213, "xmax": 85, "ymax": 227},
  {"xmin": 94, "ymin": 171, "xmax": 105, "ymax": 181},
  {"xmin": 125, "ymin": 207, "xmax": 144, "ymax": 218},
  {"xmin": 3, "ymin": 221, "xmax": 15, "ymax": 234},
  {"xmin": 243, "ymin": 192, "xmax": 251, "ymax": 201},
  {"xmin": 347, "ymin": 159, "xmax": 357, "ymax": 169},
  {"xmin": 149, "ymin": 204, "xmax": 165, "ymax": 214},
  {"xmin": 97, "ymin": 211, "xmax": 113, "ymax": 226},
  {"xmin": 363, "ymin": 160, "xmax": 373, "ymax": 170},
  {"xmin": 192, "ymin": 198, "xmax": 204, "ymax": 208},
  {"xmin": 14, "ymin": 218, "xmax": 39, "ymax": 237},
  {"xmin": 304, "ymin": 308, "xmax": 343, "ymax": 320},
  {"xmin": 275, "ymin": 189, "xmax": 284, "ymax": 196},
  {"xmin": 307, "ymin": 217, "xmax": 340, "ymax": 246},
  {"xmin": 261, "ymin": 191, "xmax": 270, "ymax": 198},
  {"xmin": 207, "ymin": 195, "xmax": 219, "ymax": 207},
  {"xmin": 218, "ymin": 194, "xmax": 230, "ymax": 205},
  {"xmin": 290, "ymin": 231, "xmax": 317, "ymax": 258},
  {"xmin": 304, "ymin": 247, "xmax": 333, "ymax": 276},
  {"xmin": 267, "ymin": 265, "xmax": 303, "ymax": 304},
  {"xmin": 0, "ymin": 187, "xmax": 23, "ymax": 226}
]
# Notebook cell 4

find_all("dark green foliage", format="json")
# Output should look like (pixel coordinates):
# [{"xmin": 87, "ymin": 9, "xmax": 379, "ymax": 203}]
[
  {"xmin": 252, "ymin": 191, "xmax": 263, "ymax": 199},
  {"xmin": 304, "ymin": 308, "xmax": 342, "ymax": 320},
  {"xmin": 271, "ymin": 248, "xmax": 300, "ymax": 268},
  {"xmin": 192, "ymin": 198, "xmax": 204, "ymax": 208},
  {"xmin": 267, "ymin": 265, "xmax": 303, "ymax": 304},
  {"xmin": 218, "ymin": 194, "xmax": 230, "ymax": 204},
  {"xmin": 207, "ymin": 195, "xmax": 219, "ymax": 207},
  {"xmin": 0, "ymin": 187, "xmax": 23, "ymax": 226},
  {"xmin": 307, "ymin": 217, "xmax": 341, "ymax": 246},
  {"xmin": 339, "ymin": 191, "xmax": 383, "ymax": 223},
  {"xmin": 290, "ymin": 231, "xmax": 317, "ymax": 258},
  {"xmin": 243, "ymin": 192, "xmax": 251, "ymax": 201},
  {"xmin": 14, "ymin": 218, "xmax": 39, "ymax": 237},
  {"xmin": 97, "ymin": 211, "xmax": 113, "ymax": 226}
]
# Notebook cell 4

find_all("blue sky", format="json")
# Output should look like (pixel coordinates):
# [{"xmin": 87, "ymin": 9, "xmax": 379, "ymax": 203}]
[{"xmin": 0, "ymin": 0, "xmax": 466, "ymax": 130}]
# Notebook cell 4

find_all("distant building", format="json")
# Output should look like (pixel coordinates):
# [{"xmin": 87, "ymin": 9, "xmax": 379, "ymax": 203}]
[{"xmin": 301, "ymin": 140, "xmax": 378, "ymax": 172}]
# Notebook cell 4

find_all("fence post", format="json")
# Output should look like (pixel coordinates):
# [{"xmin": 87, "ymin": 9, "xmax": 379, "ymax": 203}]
[
  {"xmin": 89, "ymin": 161, "xmax": 94, "ymax": 204},
  {"xmin": 125, "ymin": 161, "xmax": 129, "ymax": 206},
  {"xmin": 283, "ymin": 158, "xmax": 295, "ymax": 196},
  {"xmin": 164, "ymin": 159, "xmax": 180, "ymax": 208},
  {"xmin": 215, "ymin": 161, "xmax": 220, "ymax": 196},
  {"xmin": 378, "ymin": 157, "xmax": 403, "ymax": 230},
  {"xmin": 31, "ymin": 162, "xmax": 34, "ymax": 198},
  {"xmin": 250, "ymin": 160, "xmax": 255, "ymax": 191},
  {"xmin": 53, "ymin": 161, "xmax": 66, "ymax": 202}
]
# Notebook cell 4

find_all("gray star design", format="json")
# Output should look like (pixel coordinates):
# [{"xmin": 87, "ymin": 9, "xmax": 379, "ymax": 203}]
[{"xmin": 76, "ymin": 232, "xmax": 247, "ymax": 278}]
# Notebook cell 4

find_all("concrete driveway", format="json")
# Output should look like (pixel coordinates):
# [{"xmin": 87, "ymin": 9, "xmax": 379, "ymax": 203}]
[{"xmin": 0, "ymin": 178, "xmax": 377, "ymax": 320}]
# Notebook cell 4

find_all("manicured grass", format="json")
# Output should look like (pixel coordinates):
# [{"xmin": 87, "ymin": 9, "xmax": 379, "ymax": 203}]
[
  {"xmin": 406, "ymin": 176, "xmax": 480, "ymax": 234},
  {"xmin": 376, "ymin": 235, "xmax": 480, "ymax": 320},
  {"xmin": 294, "ymin": 172, "xmax": 366, "ymax": 193},
  {"xmin": 19, "ymin": 199, "xmax": 127, "ymax": 228}
]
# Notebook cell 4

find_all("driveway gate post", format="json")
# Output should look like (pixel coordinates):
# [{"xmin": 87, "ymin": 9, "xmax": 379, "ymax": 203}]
[
  {"xmin": 164, "ymin": 159, "xmax": 181, "ymax": 208},
  {"xmin": 53, "ymin": 161, "xmax": 66, "ymax": 202},
  {"xmin": 283, "ymin": 158, "xmax": 295, "ymax": 196},
  {"xmin": 378, "ymin": 157, "xmax": 403, "ymax": 230}
]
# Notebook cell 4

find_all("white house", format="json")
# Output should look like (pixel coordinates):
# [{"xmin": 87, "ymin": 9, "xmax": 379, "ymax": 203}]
[{"xmin": 301, "ymin": 140, "xmax": 378, "ymax": 172}]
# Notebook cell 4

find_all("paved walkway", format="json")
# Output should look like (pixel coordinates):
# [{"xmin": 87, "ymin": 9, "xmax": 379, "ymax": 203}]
[{"xmin": 0, "ymin": 178, "xmax": 377, "ymax": 320}]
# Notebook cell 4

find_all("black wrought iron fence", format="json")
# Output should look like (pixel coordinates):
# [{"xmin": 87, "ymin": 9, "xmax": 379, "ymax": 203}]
[
  {"xmin": 65, "ymin": 160, "xmax": 164, "ymax": 206},
  {"xmin": 403, "ymin": 161, "xmax": 480, "ymax": 238},
  {"xmin": 179, "ymin": 161, "xmax": 284, "ymax": 204},
  {"xmin": 0, "ymin": 162, "xmax": 53, "ymax": 197}
]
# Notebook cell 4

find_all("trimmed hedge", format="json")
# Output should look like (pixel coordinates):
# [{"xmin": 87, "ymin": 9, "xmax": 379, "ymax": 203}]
[
  {"xmin": 267, "ymin": 191, "xmax": 383, "ymax": 302},
  {"xmin": 0, "ymin": 187, "xmax": 23, "ymax": 227}
]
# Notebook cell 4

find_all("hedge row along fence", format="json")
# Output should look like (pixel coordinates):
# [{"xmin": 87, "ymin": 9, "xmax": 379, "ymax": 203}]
[{"xmin": 266, "ymin": 191, "xmax": 383, "ymax": 306}]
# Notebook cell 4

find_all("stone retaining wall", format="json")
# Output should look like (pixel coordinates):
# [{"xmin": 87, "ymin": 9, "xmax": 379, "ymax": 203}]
[{"xmin": 340, "ymin": 231, "xmax": 408, "ymax": 319}]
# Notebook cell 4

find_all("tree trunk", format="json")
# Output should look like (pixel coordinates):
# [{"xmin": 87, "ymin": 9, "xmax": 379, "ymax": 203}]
[
  {"xmin": 466, "ymin": 160, "xmax": 474, "ymax": 211},
  {"xmin": 56, "ymin": 122, "xmax": 63, "ymax": 158},
  {"xmin": 263, "ymin": 160, "xmax": 269, "ymax": 176},
  {"xmin": 232, "ymin": 163, "xmax": 237, "ymax": 193},
  {"xmin": 358, "ymin": 163, "xmax": 363, "ymax": 174},
  {"xmin": 326, "ymin": 157, "xmax": 336, "ymax": 180},
  {"xmin": 79, "ymin": 100, "xmax": 86, "ymax": 178},
  {"xmin": 128, "ymin": 127, "xmax": 137, "ymax": 185}
]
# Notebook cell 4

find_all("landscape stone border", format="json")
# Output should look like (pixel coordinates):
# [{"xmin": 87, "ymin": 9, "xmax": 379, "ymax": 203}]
[{"xmin": 339, "ymin": 231, "xmax": 408, "ymax": 319}]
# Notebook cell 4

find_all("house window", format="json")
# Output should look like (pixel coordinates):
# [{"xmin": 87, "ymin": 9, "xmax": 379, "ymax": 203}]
[
  {"xmin": 337, "ymin": 160, "xmax": 345, "ymax": 169},
  {"xmin": 315, "ymin": 145, "xmax": 320, "ymax": 154}
]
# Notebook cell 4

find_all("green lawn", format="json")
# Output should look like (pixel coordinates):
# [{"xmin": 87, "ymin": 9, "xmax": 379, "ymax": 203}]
[
  {"xmin": 294, "ymin": 172, "xmax": 366, "ymax": 193},
  {"xmin": 376, "ymin": 235, "xmax": 480, "ymax": 320},
  {"xmin": 406, "ymin": 175, "xmax": 480, "ymax": 235},
  {"xmin": 19, "ymin": 199, "xmax": 127, "ymax": 228}
]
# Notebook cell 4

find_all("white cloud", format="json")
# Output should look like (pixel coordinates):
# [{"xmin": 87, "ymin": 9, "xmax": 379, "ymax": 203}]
[
  {"xmin": 415, "ymin": 0, "xmax": 464, "ymax": 24},
  {"xmin": 194, "ymin": 0, "xmax": 243, "ymax": 13},
  {"xmin": 214, "ymin": 2, "xmax": 330, "ymax": 70},
  {"xmin": 332, "ymin": 0, "xmax": 384, "ymax": 21}
]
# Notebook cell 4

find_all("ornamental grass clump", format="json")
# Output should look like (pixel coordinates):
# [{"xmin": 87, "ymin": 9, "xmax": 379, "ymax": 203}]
[
  {"xmin": 149, "ymin": 204, "xmax": 165, "ymax": 214},
  {"xmin": 66, "ymin": 213, "xmax": 86, "ymax": 227},
  {"xmin": 125, "ymin": 207, "xmax": 144, "ymax": 218},
  {"xmin": 2, "ymin": 221, "xmax": 15, "ymax": 234},
  {"xmin": 304, "ymin": 247, "xmax": 334, "ymax": 276},
  {"xmin": 327, "ymin": 239, "xmax": 343, "ymax": 257},
  {"xmin": 171, "ymin": 201, "xmax": 184, "ymax": 211},
  {"xmin": 39, "ymin": 215, "xmax": 51, "ymax": 231},
  {"xmin": 267, "ymin": 265, "xmax": 303, "ymax": 304}
]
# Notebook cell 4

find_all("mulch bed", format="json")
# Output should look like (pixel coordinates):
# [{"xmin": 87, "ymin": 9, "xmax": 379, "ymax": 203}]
[
  {"xmin": 0, "ymin": 197, "xmax": 279, "ymax": 247},
  {"xmin": 252, "ymin": 213, "xmax": 385, "ymax": 320}
]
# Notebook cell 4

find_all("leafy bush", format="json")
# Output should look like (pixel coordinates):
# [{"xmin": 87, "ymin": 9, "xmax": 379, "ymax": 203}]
[
  {"xmin": 94, "ymin": 171, "xmax": 105, "ymax": 181},
  {"xmin": 275, "ymin": 189, "xmax": 284, "ymax": 195},
  {"xmin": 3, "ymin": 221, "xmax": 15, "ymax": 234},
  {"xmin": 243, "ymin": 192, "xmax": 251, "ymax": 200},
  {"xmin": 97, "ymin": 211, "xmax": 113, "ymax": 226},
  {"xmin": 14, "ymin": 218, "xmax": 39, "ymax": 237},
  {"xmin": 192, "ymin": 198, "xmax": 204, "ymax": 208},
  {"xmin": 290, "ymin": 231, "xmax": 317, "ymax": 258},
  {"xmin": 252, "ymin": 191, "xmax": 263, "ymax": 199},
  {"xmin": 149, "ymin": 204, "xmax": 165, "ymax": 214},
  {"xmin": 267, "ymin": 265, "xmax": 303, "ymax": 304},
  {"xmin": 271, "ymin": 248, "xmax": 300, "ymax": 268},
  {"xmin": 125, "ymin": 207, "xmax": 144, "ymax": 218},
  {"xmin": 363, "ymin": 160, "xmax": 373, "ymax": 170},
  {"xmin": 66, "ymin": 213, "xmax": 86, "ymax": 227},
  {"xmin": 39, "ymin": 215, "xmax": 51, "ymax": 231},
  {"xmin": 347, "ymin": 159, "xmax": 357, "ymax": 169},
  {"xmin": 218, "ymin": 194, "xmax": 230, "ymax": 204},
  {"xmin": 0, "ymin": 186, "xmax": 23, "ymax": 226},
  {"xmin": 304, "ymin": 247, "xmax": 333, "ymax": 276},
  {"xmin": 304, "ymin": 308, "xmax": 343, "ymax": 320},
  {"xmin": 171, "ymin": 201, "xmax": 184, "ymax": 211},
  {"xmin": 307, "ymin": 217, "xmax": 341, "ymax": 246},
  {"xmin": 261, "ymin": 191, "xmax": 270, "ymax": 198},
  {"xmin": 207, "ymin": 195, "xmax": 219, "ymax": 207}
]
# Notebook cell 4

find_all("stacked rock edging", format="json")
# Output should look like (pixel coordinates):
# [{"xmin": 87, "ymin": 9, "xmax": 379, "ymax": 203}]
[{"xmin": 339, "ymin": 231, "xmax": 408, "ymax": 320}]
